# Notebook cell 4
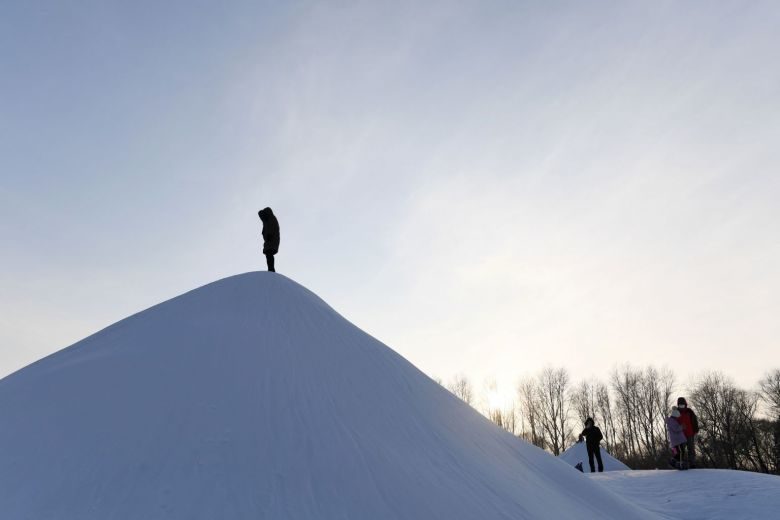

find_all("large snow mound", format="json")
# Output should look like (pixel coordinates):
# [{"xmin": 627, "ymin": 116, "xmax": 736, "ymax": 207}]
[
  {"xmin": 593, "ymin": 469, "xmax": 780, "ymax": 520},
  {"xmin": 559, "ymin": 441, "xmax": 631, "ymax": 472},
  {"xmin": 0, "ymin": 272, "xmax": 657, "ymax": 519}
]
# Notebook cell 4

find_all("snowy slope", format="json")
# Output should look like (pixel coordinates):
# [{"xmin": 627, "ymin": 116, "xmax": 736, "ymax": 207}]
[
  {"xmin": 559, "ymin": 441, "xmax": 631, "ymax": 471},
  {"xmin": 592, "ymin": 469, "xmax": 780, "ymax": 520},
  {"xmin": 0, "ymin": 272, "xmax": 657, "ymax": 520}
]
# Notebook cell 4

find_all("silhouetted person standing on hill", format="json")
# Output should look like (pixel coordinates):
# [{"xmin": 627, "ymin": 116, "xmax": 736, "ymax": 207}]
[
  {"xmin": 258, "ymin": 207, "xmax": 280, "ymax": 272},
  {"xmin": 578, "ymin": 417, "xmax": 604, "ymax": 473}
]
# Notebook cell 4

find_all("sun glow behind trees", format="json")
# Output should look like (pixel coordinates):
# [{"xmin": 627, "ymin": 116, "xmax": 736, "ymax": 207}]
[
  {"xmin": 442, "ymin": 366, "xmax": 780, "ymax": 472},
  {"xmin": 486, "ymin": 380, "xmax": 514, "ymax": 412}
]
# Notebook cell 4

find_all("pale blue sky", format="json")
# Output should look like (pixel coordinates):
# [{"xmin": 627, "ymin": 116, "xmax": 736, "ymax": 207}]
[{"xmin": 2, "ymin": 1, "xmax": 779, "ymax": 395}]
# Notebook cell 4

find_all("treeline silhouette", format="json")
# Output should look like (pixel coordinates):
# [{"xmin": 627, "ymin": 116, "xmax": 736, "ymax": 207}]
[{"xmin": 440, "ymin": 367, "xmax": 780, "ymax": 473}]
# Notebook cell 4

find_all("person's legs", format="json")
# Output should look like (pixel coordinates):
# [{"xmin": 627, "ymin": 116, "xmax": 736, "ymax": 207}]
[
  {"xmin": 586, "ymin": 444, "xmax": 596, "ymax": 473},
  {"xmin": 265, "ymin": 254, "xmax": 275, "ymax": 272},
  {"xmin": 687, "ymin": 435, "xmax": 696, "ymax": 467},
  {"xmin": 678, "ymin": 442, "xmax": 687, "ymax": 466},
  {"xmin": 594, "ymin": 445, "xmax": 604, "ymax": 472}
]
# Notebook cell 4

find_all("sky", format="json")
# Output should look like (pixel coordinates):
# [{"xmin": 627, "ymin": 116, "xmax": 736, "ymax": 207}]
[{"xmin": 2, "ymin": 1, "xmax": 779, "ymax": 403}]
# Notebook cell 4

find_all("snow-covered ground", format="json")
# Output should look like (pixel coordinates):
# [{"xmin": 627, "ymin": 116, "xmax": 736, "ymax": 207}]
[
  {"xmin": 592, "ymin": 469, "xmax": 780, "ymax": 520},
  {"xmin": 558, "ymin": 441, "xmax": 630, "ymax": 471},
  {"xmin": 0, "ymin": 272, "xmax": 777, "ymax": 519},
  {"xmin": 0, "ymin": 272, "xmax": 653, "ymax": 520}
]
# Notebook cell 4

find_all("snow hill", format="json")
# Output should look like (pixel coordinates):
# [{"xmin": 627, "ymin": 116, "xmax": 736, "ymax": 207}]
[
  {"xmin": 0, "ymin": 272, "xmax": 655, "ymax": 519},
  {"xmin": 559, "ymin": 441, "xmax": 631, "ymax": 472}
]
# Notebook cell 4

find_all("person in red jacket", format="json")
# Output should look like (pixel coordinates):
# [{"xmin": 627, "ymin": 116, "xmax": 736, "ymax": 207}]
[{"xmin": 676, "ymin": 397, "xmax": 699, "ymax": 468}]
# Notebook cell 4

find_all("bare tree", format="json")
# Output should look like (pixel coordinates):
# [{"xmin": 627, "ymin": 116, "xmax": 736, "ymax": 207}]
[
  {"xmin": 536, "ymin": 367, "xmax": 571, "ymax": 455},
  {"xmin": 488, "ymin": 405, "xmax": 518, "ymax": 435},
  {"xmin": 634, "ymin": 366, "xmax": 675, "ymax": 464},
  {"xmin": 571, "ymin": 379, "xmax": 619, "ymax": 453},
  {"xmin": 447, "ymin": 374, "xmax": 475, "ymax": 406},
  {"xmin": 692, "ymin": 372, "xmax": 769, "ymax": 471},
  {"xmin": 758, "ymin": 369, "xmax": 780, "ymax": 473},
  {"xmin": 596, "ymin": 382, "xmax": 617, "ymax": 452},
  {"xmin": 481, "ymin": 378, "xmax": 517, "ymax": 434},
  {"xmin": 570, "ymin": 380, "xmax": 598, "ymax": 426},
  {"xmin": 759, "ymin": 370, "xmax": 780, "ymax": 415},
  {"xmin": 517, "ymin": 377, "xmax": 545, "ymax": 448},
  {"xmin": 611, "ymin": 365, "xmax": 641, "ymax": 463}
]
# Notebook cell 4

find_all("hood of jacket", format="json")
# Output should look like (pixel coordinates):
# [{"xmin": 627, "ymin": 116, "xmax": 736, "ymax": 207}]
[{"xmin": 258, "ymin": 207, "xmax": 274, "ymax": 222}]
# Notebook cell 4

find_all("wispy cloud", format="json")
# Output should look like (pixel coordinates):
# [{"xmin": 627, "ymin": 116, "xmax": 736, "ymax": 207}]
[{"xmin": 1, "ymin": 1, "xmax": 779, "ymax": 387}]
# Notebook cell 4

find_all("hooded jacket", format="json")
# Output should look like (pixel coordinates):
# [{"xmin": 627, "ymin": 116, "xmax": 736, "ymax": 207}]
[
  {"xmin": 579, "ymin": 424, "xmax": 603, "ymax": 447},
  {"xmin": 258, "ymin": 208, "xmax": 280, "ymax": 255},
  {"xmin": 676, "ymin": 398, "xmax": 699, "ymax": 438}
]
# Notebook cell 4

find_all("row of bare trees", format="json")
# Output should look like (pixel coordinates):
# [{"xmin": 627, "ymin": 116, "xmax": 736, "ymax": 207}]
[{"xmin": 443, "ymin": 367, "xmax": 780, "ymax": 473}]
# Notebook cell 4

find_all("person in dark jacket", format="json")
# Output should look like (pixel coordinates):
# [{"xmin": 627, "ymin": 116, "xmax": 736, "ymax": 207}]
[
  {"xmin": 578, "ymin": 417, "xmax": 604, "ymax": 473},
  {"xmin": 258, "ymin": 207, "xmax": 280, "ymax": 272},
  {"xmin": 676, "ymin": 397, "xmax": 699, "ymax": 468}
]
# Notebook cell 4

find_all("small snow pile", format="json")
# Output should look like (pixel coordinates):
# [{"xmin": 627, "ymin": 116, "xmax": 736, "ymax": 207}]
[
  {"xmin": 559, "ymin": 441, "xmax": 630, "ymax": 471},
  {"xmin": 593, "ymin": 469, "xmax": 780, "ymax": 520},
  {"xmin": 0, "ymin": 273, "xmax": 655, "ymax": 519}
]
